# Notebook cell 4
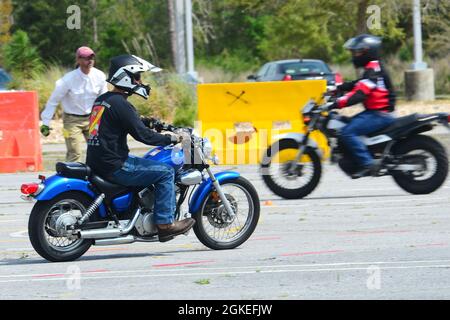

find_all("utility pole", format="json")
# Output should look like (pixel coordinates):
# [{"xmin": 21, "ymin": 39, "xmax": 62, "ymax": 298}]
[
  {"xmin": 169, "ymin": 0, "xmax": 186, "ymax": 74},
  {"xmin": 92, "ymin": 0, "xmax": 98, "ymax": 44},
  {"xmin": 411, "ymin": 0, "xmax": 426, "ymax": 70},
  {"xmin": 404, "ymin": 0, "xmax": 435, "ymax": 101},
  {"xmin": 185, "ymin": 0, "xmax": 197, "ymax": 81},
  {"xmin": 168, "ymin": 0, "xmax": 197, "ymax": 81}
]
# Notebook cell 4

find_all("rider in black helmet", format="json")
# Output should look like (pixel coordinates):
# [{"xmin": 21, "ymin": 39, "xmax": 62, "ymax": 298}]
[
  {"xmin": 86, "ymin": 54, "xmax": 195, "ymax": 242},
  {"xmin": 330, "ymin": 34, "xmax": 396, "ymax": 179}
]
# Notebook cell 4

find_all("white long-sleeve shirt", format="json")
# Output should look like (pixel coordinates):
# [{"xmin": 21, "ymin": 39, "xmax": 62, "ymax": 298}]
[{"xmin": 40, "ymin": 67, "xmax": 108, "ymax": 126}]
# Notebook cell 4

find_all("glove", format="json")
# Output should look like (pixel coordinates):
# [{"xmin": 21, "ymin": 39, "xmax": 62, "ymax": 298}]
[
  {"xmin": 166, "ymin": 134, "xmax": 182, "ymax": 144},
  {"xmin": 327, "ymin": 102, "xmax": 339, "ymax": 111},
  {"xmin": 142, "ymin": 117, "xmax": 164, "ymax": 132},
  {"xmin": 141, "ymin": 116, "xmax": 152, "ymax": 128},
  {"xmin": 141, "ymin": 116, "xmax": 157, "ymax": 128},
  {"xmin": 40, "ymin": 125, "xmax": 51, "ymax": 137}
]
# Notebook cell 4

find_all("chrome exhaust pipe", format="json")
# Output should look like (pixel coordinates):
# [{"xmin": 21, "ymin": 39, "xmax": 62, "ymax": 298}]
[
  {"xmin": 94, "ymin": 235, "xmax": 136, "ymax": 246},
  {"xmin": 79, "ymin": 208, "xmax": 141, "ymax": 240},
  {"xmin": 79, "ymin": 228, "xmax": 122, "ymax": 240}
]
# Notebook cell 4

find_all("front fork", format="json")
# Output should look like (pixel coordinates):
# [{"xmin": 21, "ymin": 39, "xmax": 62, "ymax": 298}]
[
  {"xmin": 205, "ymin": 167, "xmax": 236, "ymax": 219},
  {"xmin": 287, "ymin": 130, "xmax": 312, "ymax": 175},
  {"xmin": 194, "ymin": 144, "xmax": 236, "ymax": 219}
]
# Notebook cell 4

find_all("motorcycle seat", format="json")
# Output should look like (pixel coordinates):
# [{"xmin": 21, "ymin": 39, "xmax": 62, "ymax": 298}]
[
  {"xmin": 367, "ymin": 113, "xmax": 420, "ymax": 137},
  {"xmin": 90, "ymin": 174, "xmax": 131, "ymax": 200},
  {"xmin": 56, "ymin": 162, "xmax": 91, "ymax": 180}
]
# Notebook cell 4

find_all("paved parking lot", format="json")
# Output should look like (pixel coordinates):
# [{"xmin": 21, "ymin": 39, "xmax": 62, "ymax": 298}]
[{"xmin": 1, "ymin": 160, "xmax": 450, "ymax": 300}]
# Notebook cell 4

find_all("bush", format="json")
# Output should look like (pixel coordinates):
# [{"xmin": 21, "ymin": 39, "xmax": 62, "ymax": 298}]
[
  {"xmin": 432, "ymin": 57, "xmax": 450, "ymax": 95},
  {"xmin": 335, "ymin": 55, "xmax": 450, "ymax": 97},
  {"xmin": 126, "ymin": 73, "xmax": 197, "ymax": 126},
  {"xmin": 16, "ymin": 65, "xmax": 198, "ymax": 125},
  {"xmin": 23, "ymin": 65, "xmax": 69, "ymax": 116}
]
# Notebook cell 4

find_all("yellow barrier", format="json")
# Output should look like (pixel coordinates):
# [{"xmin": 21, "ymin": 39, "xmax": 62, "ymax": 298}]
[{"xmin": 197, "ymin": 80, "xmax": 329, "ymax": 165}]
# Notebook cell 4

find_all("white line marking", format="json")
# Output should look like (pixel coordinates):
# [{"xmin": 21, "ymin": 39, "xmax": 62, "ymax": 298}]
[
  {"xmin": 2, "ymin": 259, "xmax": 450, "ymax": 279},
  {"xmin": 9, "ymin": 230, "xmax": 28, "ymax": 238},
  {"xmin": 1, "ymin": 264, "xmax": 450, "ymax": 284}
]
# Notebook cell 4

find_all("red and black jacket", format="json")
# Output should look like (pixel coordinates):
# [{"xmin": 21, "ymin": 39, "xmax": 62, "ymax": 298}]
[{"xmin": 336, "ymin": 60, "xmax": 396, "ymax": 112}]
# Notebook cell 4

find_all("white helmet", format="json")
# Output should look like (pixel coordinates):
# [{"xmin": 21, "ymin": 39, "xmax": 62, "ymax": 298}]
[{"xmin": 107, "ymin": 54, "xmax": 162, "ymax": 99}]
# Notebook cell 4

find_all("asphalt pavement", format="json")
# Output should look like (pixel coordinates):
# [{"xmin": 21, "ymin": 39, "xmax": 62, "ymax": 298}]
[
  {"xmin": 1, "ymin": 169, "xmax": 450, "ymax": 299},
  {"xmin": 0, "ymin": 131, "xmax": 449, "ymax": 300}
]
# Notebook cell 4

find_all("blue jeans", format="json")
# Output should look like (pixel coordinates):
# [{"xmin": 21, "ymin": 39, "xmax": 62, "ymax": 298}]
[
  {"xmin": 110, "ymin": 155, "xmax": 175, "ymax": 225},
  {"xmin": 340, "ymin": 110, "xmax": 395, "ymax": 167}
]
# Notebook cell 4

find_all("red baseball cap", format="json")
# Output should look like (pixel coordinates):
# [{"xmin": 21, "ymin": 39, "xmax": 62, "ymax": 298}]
[{"xmin": 76, "ymin": 46, "xmax": 95, "ymax": 58}]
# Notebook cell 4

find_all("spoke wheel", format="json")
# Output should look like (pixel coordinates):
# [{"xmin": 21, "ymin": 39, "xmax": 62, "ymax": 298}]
[
  {"xmin": 193, "ymin": 177, "xmax": 260, "ymax": 250},
  {"xmin": 261, "ymin": 139, "xmax": 322, "ymax": 199}
]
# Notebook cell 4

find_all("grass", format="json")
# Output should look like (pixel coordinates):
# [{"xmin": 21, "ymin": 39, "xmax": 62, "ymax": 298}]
[{"xmin": 194, "ymin": 279, "xmax": 211, "ymax": 285}]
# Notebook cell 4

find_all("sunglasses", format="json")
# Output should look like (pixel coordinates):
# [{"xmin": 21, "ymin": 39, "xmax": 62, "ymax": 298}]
[{"xmin": 78, "ymin": 56, "xmax": 95, "ymax": 61}]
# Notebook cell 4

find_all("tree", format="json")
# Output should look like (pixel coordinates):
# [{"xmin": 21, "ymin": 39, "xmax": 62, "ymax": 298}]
[
  {"xmin": 422, "ymin": 0, "xmax": 450, "ymax": 58},
  {"xmin": 0, "ymin": 0, "xmax": 13, "ymax": 63},
  {"xmin": 2, "ymin": 30, "xmax": 43, "ymax": 79}
]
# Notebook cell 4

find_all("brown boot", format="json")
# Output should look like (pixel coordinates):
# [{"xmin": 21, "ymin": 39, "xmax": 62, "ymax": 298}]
[{"xmin": 157, "ymin": 218, "xmax": 196, "ymax": 243}]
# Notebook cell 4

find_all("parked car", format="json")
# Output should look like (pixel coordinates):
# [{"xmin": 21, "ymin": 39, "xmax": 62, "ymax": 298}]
[
  {"xmin": 0, "ymin": 68, "xmax": 12, "ymax": 91},
  {"xmin": 247, "ymin": 59, "xmax": 343, "ymax": 90}
]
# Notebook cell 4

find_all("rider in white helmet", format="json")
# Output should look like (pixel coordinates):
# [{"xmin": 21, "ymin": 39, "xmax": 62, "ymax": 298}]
[{"xmin": 86, "ymin": 54, "xmax": 195, "ymax": 242}]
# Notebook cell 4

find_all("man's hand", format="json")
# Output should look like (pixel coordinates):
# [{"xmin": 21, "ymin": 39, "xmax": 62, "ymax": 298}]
[
  {"xmin": 141, "ymin": 116, "xmax": 158, "ymax": 128},
  {"xmin": 326, "ymin": 102, "xmax": 340, "ymax": 111},
  {"xmin": 166, "ymin": 134, "xmax": 183, "ymax": 144},
  {"xmin": 142, "ymin": 117, "xmax": 166, "ymax": 132},
  {"xmin": 141, "ymin": 116, "xmax": 151, "ymax": 127},
  {"xmin": 40, "ymin": 125, "xmax": 51, "ymax": 137}
]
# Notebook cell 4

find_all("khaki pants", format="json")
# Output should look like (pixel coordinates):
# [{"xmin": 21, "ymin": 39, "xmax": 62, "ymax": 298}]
[{"xmin": 63, "ymin": 113, "xmax": 90, "ymax": 162}]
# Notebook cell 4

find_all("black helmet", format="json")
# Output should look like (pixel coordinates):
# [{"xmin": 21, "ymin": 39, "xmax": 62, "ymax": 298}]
[
  {"xmin": 344, "ymin": 34, "xmax": 382, "ymax": 68},
  {"xmin": 107, "ymin": 54, "xmax": 162, "ymax": 99}
]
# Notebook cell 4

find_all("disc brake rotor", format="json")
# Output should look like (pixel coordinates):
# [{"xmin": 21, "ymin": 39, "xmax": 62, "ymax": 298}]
[{"xmin": 204, "ymin": 192, "xmax": 237, "ymax": 228}]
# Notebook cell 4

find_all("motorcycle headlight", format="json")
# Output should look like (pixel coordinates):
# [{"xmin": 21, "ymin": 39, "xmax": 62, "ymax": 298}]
[{"xmin": 202, "ymin": 138, "xmax": 213, "ymax": 159}]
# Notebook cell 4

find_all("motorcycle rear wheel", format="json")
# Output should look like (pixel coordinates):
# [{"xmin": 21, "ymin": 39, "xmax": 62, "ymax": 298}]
[
  {"xmin": 392, "ymin": 135, "xmax": 448, "ymax": 194},
  {"xmin": 28, "ymin": 191, "xmax": 95, "ymax": 262}
]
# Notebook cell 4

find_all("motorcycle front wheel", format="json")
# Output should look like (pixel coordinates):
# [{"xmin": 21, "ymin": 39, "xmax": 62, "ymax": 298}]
[
  {"xmin": 261, "ymin": 139, "xmax": 322, "ymax": 199},
  {"xmin": 192, "ymin": 177, "xmax": 260, "ymax": 250}
]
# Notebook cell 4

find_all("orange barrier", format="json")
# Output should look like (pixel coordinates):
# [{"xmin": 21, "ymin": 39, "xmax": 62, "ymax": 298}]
[{"xmin": 0, "ymin": 91, "xmax": 43, "ymax": 173}]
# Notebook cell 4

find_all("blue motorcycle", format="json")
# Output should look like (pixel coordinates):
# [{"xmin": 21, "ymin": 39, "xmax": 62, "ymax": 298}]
[{"xmin": 21, "ymin": 121, "xmax": 260, "ymax": 262}]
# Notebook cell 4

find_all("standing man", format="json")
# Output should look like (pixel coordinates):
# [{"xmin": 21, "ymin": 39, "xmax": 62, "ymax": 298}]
[{"xmin": 40, "ymin": 46, "xmax": 108, "ymax": 162}]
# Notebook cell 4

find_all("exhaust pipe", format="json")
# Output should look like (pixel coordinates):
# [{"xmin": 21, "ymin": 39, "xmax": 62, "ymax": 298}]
[
  {"xmin": 79, "ymin": 208, "xmax": 141, "ymax": 240},
  {"xmin": 79, "ymin": 228, "xmax": 122, "ymax": 239},
  {"xmin": 94, "ymin": 235, "xmax": 136, "ymax": 246}
]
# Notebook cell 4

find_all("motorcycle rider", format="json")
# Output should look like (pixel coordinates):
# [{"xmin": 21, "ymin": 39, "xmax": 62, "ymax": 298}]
[
  {"xmin": 86, "ymin": 54, "xmax": 195, "ymax": 242},
  {"xmin": 330, "ymin": 34, "xmax": 396, "ymax": 179}
]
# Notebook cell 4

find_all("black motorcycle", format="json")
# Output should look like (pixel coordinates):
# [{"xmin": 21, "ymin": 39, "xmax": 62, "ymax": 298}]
[{"xmin": 261, "ymin": 95, "xmax": 450, "ymax": 199}]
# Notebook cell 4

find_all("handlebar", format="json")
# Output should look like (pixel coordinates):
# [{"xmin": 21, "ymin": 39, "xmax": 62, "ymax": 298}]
[{"xmin": 142, "ymin": 117, "xmax": 178, "ymax": 133}]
